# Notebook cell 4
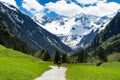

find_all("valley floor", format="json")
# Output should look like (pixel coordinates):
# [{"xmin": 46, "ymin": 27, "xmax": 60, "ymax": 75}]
[
  {"xmin": 0, "ymin": 45, "xmax": 120, "ymax": 80},
  {"xmin": 65, "ymin": 62, "xmax": 120, "ymax": 80}
]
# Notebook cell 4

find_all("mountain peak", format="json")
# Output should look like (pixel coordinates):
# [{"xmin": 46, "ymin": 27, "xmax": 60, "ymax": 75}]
[{"xmin": 36, "ymin": 13, "xmax": 113, "ymax": 50}]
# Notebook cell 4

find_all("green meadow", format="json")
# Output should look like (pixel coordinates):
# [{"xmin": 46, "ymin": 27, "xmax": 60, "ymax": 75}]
[
  {"xmin": 66, "ymin": 62, "xmax": 120, "ymax": 80},
  {"xmin": 0, "ymin": 45, "xmax": 120, "ymax": 80},
  {"xmin": 0, "ymin": 45, "xmax": 50, "ymax": 80}
]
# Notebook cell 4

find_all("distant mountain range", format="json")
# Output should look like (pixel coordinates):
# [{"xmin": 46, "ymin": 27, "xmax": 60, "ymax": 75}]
[
  {"xmin": 0, "ymin": 2, "xmax": 73, "ymax": 54},
  {"xmin": 0, "ymin": 1, "xmax": 119, "ymax": 54},
  {"xmin": 35, "ymin": 13, "xmax": 113, "ymax": 51},
  {"xmin": 13, "ymin": 0, "xmax": 115, "ymax": 51}
]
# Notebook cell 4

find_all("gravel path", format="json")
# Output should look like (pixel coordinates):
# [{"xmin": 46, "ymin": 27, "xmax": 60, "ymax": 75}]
[{"xmin": 34, "ymin": 66, "xmax": 67, "ymax": 80}]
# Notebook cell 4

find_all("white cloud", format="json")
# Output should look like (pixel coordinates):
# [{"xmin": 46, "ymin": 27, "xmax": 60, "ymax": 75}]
[
  {"xmin": 0, "ymin": 0, "xmax": 119, "ymax": 17},
  {"xmin": 22, "ymin": 0, "xmax": 43, "ymax": 12},
  {"xmin": 0, "ymin": 0, "xmax": 17, "ymax": 7},
  {"xmin": 22, "ymin": 0, "xmax": 44, "ymax": 18},
  {"xmin": 76, "ymin": 0, "xmax": 107, "ymax": 4},
  {"xmin": 45, "ymin": 0, "xmax": 120, "ymax": 17},
  {"xmin": 83, "ymin": 2, "xmax": 120, "ymax": 16},
  {"xmin": 45, "ymin": 0, "xmax": 82, "ymax": 17}
]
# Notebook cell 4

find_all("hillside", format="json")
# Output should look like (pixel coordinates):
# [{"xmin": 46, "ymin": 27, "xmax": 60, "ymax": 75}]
[
  {"xmin": 0, "ymin": 45, "xmax": 50, "ymax": 80},
  {"xmin": 0, "ymin": 2, "xmax": 73, "ymax": 54},
  {"xmin": 90, "ymin": 12, "xmax": 120, "ymax": 54},
  {"xmin": 0, "ymin": 17, "xmax": 35, "ymax": 54},
  {"xmin": 101, "ymin": 34, "xmax": 120, "ymax": 54}
]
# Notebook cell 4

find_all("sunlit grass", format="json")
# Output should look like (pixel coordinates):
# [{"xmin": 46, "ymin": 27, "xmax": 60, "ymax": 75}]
[
  {"xmin": 0, "ymin": 45, "xmax": 50, "ymax": 80},
  {"xmin": 66, "ymin": 62, "xmax": 120, "ymax": 80}
]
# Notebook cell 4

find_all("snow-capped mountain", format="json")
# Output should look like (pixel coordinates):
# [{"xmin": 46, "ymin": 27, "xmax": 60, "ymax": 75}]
[
  {"xmin": 0, "ymin": 0, "xmax": 119, "ymax": 51},
  {"xmin": 0, "ymin": 2, "xmax": 73, "ymax": 54},
  {"xmin": 34, "ymin": 13, "xmax": 113, "ymax": 50}
]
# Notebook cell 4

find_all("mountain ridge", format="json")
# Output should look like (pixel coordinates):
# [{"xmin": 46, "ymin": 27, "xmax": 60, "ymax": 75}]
[
  {"xmin": 0, "ymin": 1, "xmax": 118, "ymax": 52},
  {"xmin": 0, "ymin": 2, "xmax": 73, "ymax": 54},
  {"xmin": 89, "ymin": 12, "xmax": 120, "ymax": 54}
]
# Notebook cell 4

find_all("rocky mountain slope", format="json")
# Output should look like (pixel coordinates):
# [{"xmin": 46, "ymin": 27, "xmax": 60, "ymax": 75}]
[
  {"xmin": 0, "ymin": 16, "xmax": 35, "ymax": 54},
  {"xmin": 0, "ymin": 2, "xmax": 73, "ymax": 54}
]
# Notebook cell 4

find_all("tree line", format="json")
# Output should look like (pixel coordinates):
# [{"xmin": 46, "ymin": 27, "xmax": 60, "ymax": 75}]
[
  {"xmin": 34, "ymin": 46, "xmax": 108, "ymax": 65},
  {"xmin": 34, "ymin": 50, "xmax": 68, "ymax": 63}
]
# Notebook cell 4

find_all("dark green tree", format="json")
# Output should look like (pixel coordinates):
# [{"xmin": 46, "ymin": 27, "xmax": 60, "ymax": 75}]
[
  {"xmin": 35, "ymin": 49, "xmax": 45, "ymax": 58},
  {"xmin": 97, "ymin": 47, "xmax": 108, "ymax": 62},
  {"xmin": 78, "ymin": 50, "xmax": 88, "ymax": 63},
  {"xmin": 62, "ymin": 53, "xmax": 68, "ymax": 63},
  {"xmin": 42, "ymin": 51, "xmax": 51, "ymax": 61},
  {"xmin": 54, "ymin": 51, "xmax": 61, "ymax": 64}
]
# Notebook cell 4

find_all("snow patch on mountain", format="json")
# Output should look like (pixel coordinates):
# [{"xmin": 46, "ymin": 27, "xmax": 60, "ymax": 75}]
[
  {"xmin": 35, "ymin": 13, "xmax": 113, "ymax": 49},
  {"xmin": 0, "ymin": 0, "xmax": 118, "ymax": 51}
]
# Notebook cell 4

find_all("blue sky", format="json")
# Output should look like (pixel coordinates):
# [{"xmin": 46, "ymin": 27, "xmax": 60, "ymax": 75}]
[
  {"xmin": 38, "ymin": 0, "xmax": 120, "ymax": 18},
  {"xmin": 108, "ymin": 0, "xmax": 120, "ymax": 3},
  {"xmin": 37, "ymin": 0, "xmax": 120, "ymax": 5},
  {"xmin": 16, "ymin": 0, "xmax": 34, "ymax": 17},
  {"xmin": 1, "ymin": 0, "xmax": 119, "ymax": 18},
  {"xmin": 38, "ymin": 0, "xmax": 58, "ymax": 5},
  {"xmin": 16, "ymin": 0, "xmax": 60, "ymax": 18},
  {"xmin": 15, "ymin": 0, "xmax": 120, "ymax": 5},
  {"xmin": 14, "ymin": 0, "xmax": 120, "ymax": 18}
]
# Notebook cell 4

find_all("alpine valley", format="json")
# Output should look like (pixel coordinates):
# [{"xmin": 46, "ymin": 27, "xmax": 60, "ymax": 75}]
[
  {"xmin": 0, "ymin": 0, "xmax": 119, "ymax": 52},
  {"xmin": 0, "ymin": 0, "xmax": 120, "ymax": 80}
]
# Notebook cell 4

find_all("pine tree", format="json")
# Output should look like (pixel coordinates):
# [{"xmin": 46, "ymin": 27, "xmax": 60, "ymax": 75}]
[
  {"xmin": 78, "ymin": 50, "xmax": 88, "ymax": 63},
  {"xmin": 43, "ymin": 51, "xmax": 51, "ymax": 61},
  {"xmin": 97, "ymin": 47, "xmax": 108, "ymax": 62},
  {"xmin": 54, "ymin": 51, "xmax": 61, "ymax": 64},
  {"xmin": 34, "ymin": 49, "xmax": 45, "ymax": 59},
  {"xmin": 62, "ymin": 53, "xmax": 68, "ymax": 63},
  {"xmin": 41, "ymin": 50, "xmax": 51, "ymax": 61}
]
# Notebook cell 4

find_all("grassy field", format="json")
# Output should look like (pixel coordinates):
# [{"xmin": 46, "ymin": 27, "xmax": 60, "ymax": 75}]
[
  {"xmin": 66, "ymin": 62, "xmax": 120, "ymax": 80},
  {"xmin": 1, "ymin": 45, "xmax": 120, "ymax": 80},
  {"xmin": 0, "ymin": 45, "xmax": 50, "ymax": 80}
]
